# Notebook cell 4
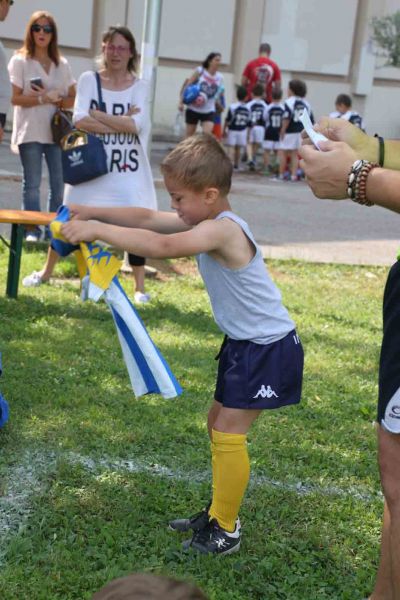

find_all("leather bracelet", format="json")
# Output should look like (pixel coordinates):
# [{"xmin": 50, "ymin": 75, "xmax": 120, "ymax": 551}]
[
  {"xmin": 347, "ymin": 159, "xmax": 378, "ymax": 206},
  {"xmin": 374, "ymin": 134, "xmax": 384, "ymax": 167}
]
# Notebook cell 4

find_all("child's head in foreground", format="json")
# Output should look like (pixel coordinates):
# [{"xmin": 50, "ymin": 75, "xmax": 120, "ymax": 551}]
[
  {"xmin": 91, "ymin": 573, "xmax": 208, "ymax": 600},
  {"xmin": 335, "ymin": 93, "xmax": 352, "ymax": 114},
  {"xmin": 161, "ymin": 133, "xmax": 232, "ymax": 198},
  {"xmin": 288, "ymin": 79, "xmax": 307, "ymax": 98}
]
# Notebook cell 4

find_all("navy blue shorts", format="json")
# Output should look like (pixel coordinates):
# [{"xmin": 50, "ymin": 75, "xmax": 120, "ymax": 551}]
[
  {"xmin": 128, "ymin": 253, "xmax": 145, "ymax": 267},
  {"xmin": 214, "ymin": 330, "xmax": 304, "ymax": 410},
  {"xmin": 378, "ymin": 261, "xmax": 400, "ymax": 433}
]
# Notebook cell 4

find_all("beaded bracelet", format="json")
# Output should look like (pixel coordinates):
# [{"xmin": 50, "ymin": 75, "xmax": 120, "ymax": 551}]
[{"xmin": 346, "ymin": 159, "xmax": 378, "ymax": 206}]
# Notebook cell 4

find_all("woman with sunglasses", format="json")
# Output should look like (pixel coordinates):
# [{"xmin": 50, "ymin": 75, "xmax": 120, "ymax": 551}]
[
  {"xmin": 22, "ymin": 26, "xmax": 156, "ymax": 304},
  {"xmin": 8, "ymin": 10, "xmax": 76, "ymax": 242}
]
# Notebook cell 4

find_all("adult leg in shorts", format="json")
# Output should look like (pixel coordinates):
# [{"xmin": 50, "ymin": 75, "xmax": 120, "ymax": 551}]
[
  {"xmin": 201, "ymin": 112, "xmax": 216, "ymax": 135},
  {"xmin": 372, "ymin": 261, "xmax": 400, "ymax": 599},
  {"xmin": 185, "ymin": 108, "xmax": 215, "ymax": 136},
  {"xmin": 128, "ymin": 253, "xmax": 146, "ymax": 294},
  {"xmin": 185, "ymin": 109, "xmax": 200, "ymax": 137}
]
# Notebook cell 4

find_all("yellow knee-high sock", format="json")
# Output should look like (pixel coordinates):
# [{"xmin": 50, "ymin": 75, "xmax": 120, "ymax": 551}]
[{"xmin": 209, "ymin": 428, "xmax": 250, "ymax": 532}]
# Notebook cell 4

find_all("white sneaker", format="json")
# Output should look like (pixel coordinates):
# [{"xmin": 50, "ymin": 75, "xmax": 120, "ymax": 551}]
[
  {"xmin": 134, "ymin": 291, "xmax": 151, "ymax": 304},
  {"xmin": 120, "ymin": 262, "xmax": 133, "ymax": 273},
  {"xmin": 22, "ymin": 271, "xmax": 45, "ymax": 287},
  {"xmin": 144, "ymin": 265, "xmax": 158, "ymax": 278},
  {"xmin": 25, "ymin": 233, "xmax": 40, "ymax": 242}
]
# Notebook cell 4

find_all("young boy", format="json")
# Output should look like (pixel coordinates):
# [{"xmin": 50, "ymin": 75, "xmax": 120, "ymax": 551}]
[
  {"xmin": 223, "ymin": 85, "xmax": 251, "ymax": 170},
  {"xmin": 329, "ymin": 93, "xmax": 365, "ymax": 131},
  {"xmin": 61, "ymin": 134, "xmax": 304, "ymax": 556},
  {"xmin": 263, "ymin": 88, "xmax": 285, "ymax": 176},
  {"xmin": 245, "ymin": 83, "xmax": 268, "ymax": 171},
  {"xmin": 280, "ymin": 79, "xmax": 314, "ymax": 181}
]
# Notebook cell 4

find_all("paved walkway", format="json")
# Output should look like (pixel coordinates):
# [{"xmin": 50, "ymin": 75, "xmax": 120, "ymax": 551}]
[{"xmin": 0, "ymin": 133, "xmax": 398, "ymax": 267}]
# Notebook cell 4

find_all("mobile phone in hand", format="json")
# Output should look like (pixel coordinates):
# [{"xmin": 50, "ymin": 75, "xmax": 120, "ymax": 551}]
[
  {"xmin": 30, "ymin": 77, "xmax": 43, "ymax": 90},
  {"xmin": 299, "ymin": 110, "xmax": 328, "ymax": 150}
]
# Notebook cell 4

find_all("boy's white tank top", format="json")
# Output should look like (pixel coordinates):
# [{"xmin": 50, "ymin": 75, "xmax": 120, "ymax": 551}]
[{"xmin": 196, "ymin": 211, "xmax": 295, "ymax": 344}]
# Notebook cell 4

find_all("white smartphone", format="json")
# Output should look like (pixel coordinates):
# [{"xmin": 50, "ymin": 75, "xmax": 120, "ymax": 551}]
[{"xmin": 299, "ymin": 110, "xmax": 328, "ymax": 150}]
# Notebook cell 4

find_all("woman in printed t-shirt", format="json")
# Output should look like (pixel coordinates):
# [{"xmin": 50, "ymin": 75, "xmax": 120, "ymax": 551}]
[
  {"xmin": 179, "ymin": 52, "xmax": 224, "ymax": 138},
  {"xmin": 23, "ymin": 26, "xmax": 157, "ymax": 304},
  {"xmin": 8, "ymin": 10, "xmax": 76, "ymax": 241}
]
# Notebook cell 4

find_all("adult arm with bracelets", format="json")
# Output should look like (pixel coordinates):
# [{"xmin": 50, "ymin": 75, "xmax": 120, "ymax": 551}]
[
  {"xmin": 299, "ymin": 117, "xmax": 400, "ymax": 212},
  {"xmin": 300, "ymin": 116, "xmax": 400, "ymax": 600}
]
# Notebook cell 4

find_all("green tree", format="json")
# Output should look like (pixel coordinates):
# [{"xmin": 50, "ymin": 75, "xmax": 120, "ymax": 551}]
[{"xmin": 371, "ymin": 11, "xmax": 400, "ymax": 67}]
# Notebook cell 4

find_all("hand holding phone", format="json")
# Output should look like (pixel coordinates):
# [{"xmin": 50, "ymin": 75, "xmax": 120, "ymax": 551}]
[
  {"xmin": 299, "ymin": 110, "xmax": 328, "ymax": 150},
  {"xmin": 30, "ymin": 77, "xmax": 43, "ymax": 90}
]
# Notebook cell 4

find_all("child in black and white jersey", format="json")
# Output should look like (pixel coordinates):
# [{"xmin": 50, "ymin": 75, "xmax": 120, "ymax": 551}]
[
  {"xmin": 329, "ymin": 93, "xmax": 365, "ymax": 131},
  {"xmin": 223, "ymin": 85, "xmax": 250, "ymax": 171},
  {"xmin": 263, "ymin": 87, "xmax": 285, "ymax": 176},
  {"xmin": 246, "ymin": 83, "xmax": 268, "ymax": 171},
  {"xmin": 280, "ymin": 79, "xmax": 314, "ymax": 181}
]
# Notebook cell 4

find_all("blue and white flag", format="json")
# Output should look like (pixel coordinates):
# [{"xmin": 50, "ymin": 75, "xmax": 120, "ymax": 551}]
[{"xmin": 50, "ymin": 207, "xmax": 182, "ymax": 399}]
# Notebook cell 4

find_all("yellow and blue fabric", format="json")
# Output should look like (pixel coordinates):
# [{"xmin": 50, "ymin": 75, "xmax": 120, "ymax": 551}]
[
  {"xmin": 0, "ymin": 352, "xmax": 9, "ymax": 428},
  {"xmin": 50, "ymin": 207, "xmax": 182, "ymax": 399}
]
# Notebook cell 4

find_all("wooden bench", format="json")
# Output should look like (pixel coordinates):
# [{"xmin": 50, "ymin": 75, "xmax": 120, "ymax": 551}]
[{"xmin": 0, "ymin": 209, "xmax": 56, "ymax": 299}]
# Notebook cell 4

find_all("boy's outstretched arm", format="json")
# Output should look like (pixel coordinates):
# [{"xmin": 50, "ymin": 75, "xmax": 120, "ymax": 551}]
[
  {"xmin": 68, "ymin": 204, "xmax": 189, "ymax": 234},
  {"xmin": 61, "ymin": 219, "xmax": 227, "ymax": 260}
]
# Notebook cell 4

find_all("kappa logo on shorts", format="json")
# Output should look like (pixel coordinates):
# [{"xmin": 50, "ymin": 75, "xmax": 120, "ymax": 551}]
[
  {"xmin": 253, "ymin": 384, "xmax": 278, "ymax": 399},
  {"xmin": 382, "ymin": 388, "xmax": 400, "ymax": 434}
]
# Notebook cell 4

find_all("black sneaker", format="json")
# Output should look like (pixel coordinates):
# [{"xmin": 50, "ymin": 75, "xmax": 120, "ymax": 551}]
[
  {"xmin": 182, "ymin": 516, "xmax": 241, "ymax": 550},
  {"xmin": 189, "ymin": 518, "xmax": 241, "ymax": 555},
  {"xmin": 168, "ymin": 502, "xmax": 211, "ymax": 533}
]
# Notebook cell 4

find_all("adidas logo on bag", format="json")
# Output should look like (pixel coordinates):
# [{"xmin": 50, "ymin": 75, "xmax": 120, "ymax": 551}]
[{"xmin": 68, "ymin": 150, "xmax": 84, "ymax": 167}]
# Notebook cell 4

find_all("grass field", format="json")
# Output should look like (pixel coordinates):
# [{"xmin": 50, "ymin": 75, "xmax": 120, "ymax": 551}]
[{"xmin": 0, "ymin": 244, "xmax": 388, "ymax": 599}]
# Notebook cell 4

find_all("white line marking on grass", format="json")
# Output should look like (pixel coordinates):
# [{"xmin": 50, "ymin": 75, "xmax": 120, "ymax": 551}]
[
  {"xmin": 0, "ymin": 451, "xmax": 56, "ymax": 560},
  {"xmin": 0, "ymin": 449, "xmax": 382, "ymax": 563},
  {"xmin": 67, "ymin": 452, "xmax": 382, "ymax": 502}
]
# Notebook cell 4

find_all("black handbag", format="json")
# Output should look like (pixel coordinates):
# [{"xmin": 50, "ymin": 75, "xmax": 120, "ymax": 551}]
[
  {"xmin": 61, "ymin": 72, "xmax": 108, "ymax": 185},
  {"xmin": 51, "ymin": 108, "xmax": 74, "ymax": 146}
]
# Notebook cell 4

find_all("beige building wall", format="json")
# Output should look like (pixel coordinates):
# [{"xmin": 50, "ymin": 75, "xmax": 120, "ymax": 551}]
[
  {"xmin": 0, "ymin": 0, "xmax": 399, "ymax": 137},
  {"xmin": 262, "ymin": 0, "xmax": 400, "ymax": 137}
]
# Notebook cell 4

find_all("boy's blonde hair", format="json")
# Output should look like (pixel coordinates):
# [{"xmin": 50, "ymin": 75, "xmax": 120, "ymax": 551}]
[{"xmin": 161, "ymin": 133, "xmax": 232, "ymax": 196}]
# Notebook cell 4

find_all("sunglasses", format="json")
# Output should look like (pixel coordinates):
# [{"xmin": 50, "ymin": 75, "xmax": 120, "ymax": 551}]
[
  {"xmin": 31, "ymin": 24, "xmax": 54, "ymax": 34},
  {"xmin": 106, "ymin": 43, "xmax": 130, "ymax": 54}
]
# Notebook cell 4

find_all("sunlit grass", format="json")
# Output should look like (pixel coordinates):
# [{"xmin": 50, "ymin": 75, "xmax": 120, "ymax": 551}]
[{"xmin": 0, "ymin": 246, "xmax": 387, "ymax": 599}]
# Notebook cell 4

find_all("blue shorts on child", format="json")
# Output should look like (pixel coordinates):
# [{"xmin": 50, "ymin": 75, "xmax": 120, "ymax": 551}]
[{"xmin": 215, "ymin": 330, "xmax": 303, "ymax": 410}]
